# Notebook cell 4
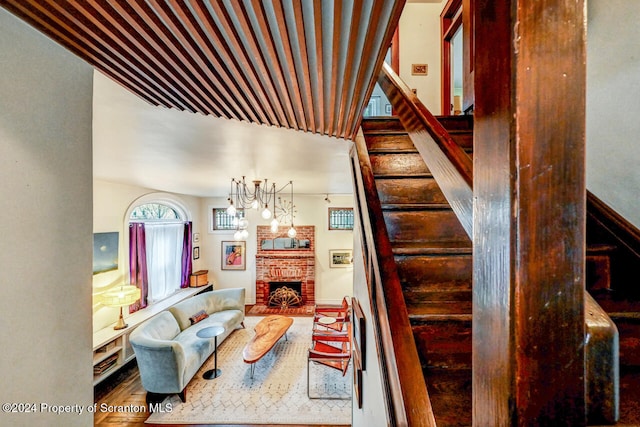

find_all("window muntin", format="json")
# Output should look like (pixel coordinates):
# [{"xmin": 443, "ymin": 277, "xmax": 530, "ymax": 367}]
[
  {"xmin": 212, "ymin": 208, "xmax": 245, "ymax": 230},
  {"xmin": 328, "ymin": 208, "xmax": 354, "ymax": 230},
  {"xmin": 130, "ymin": 203, "xmax": 180, "ymax": 221}
]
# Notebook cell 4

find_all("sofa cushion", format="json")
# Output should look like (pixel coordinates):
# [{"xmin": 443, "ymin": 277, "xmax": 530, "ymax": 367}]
[{"xmin": 189, "ymin": 309, "xmax": 209, "ymax": 325}]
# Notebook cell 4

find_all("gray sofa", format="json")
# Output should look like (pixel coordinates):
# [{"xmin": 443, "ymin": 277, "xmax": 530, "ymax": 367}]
[{"xmin": 129, "ymin": 287, "xmax": 245, "ymax": 402}]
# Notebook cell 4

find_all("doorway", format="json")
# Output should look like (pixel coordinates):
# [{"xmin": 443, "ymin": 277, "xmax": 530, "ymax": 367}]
[{"xmin": 441, "ymin": 0, "xmax": 463, "ymax": 115}]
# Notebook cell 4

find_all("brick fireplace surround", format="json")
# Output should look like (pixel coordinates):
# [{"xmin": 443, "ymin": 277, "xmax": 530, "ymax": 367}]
[{"xmin": 255, "ymin": 225, "xmax": 315, "ymax": 306}]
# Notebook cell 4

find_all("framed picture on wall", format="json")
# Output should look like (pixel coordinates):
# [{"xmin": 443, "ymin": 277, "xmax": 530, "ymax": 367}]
[
  {"xmin": 351, "ymin": 297, "xmax": 366, "ymax": 408},
  {"xmin": 222, "ymin": 241, "xmax": 246, "ymax": 270},
  {"xmin": 193, "ymin": 246, "xmax": 200, "ymax": 260},
  {"xmin": 329, "ymin": 249, "xmax": 353, "ymax": 268},
  {"xmin": 352, "ymin": 297, "xmax": 366, "ymax": 371},
  {"xmin": 93, "ymin": 232, "xmax": 119, "ymax": 275}
]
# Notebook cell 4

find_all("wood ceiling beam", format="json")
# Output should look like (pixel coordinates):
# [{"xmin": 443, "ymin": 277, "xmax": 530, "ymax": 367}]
[{"xmin": 0, "ymin": 0, "xmax": 407, "ymax": 139}]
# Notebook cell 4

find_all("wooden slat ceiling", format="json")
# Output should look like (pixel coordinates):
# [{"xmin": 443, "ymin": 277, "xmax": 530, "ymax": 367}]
[{"xmin": 1, "ymin": 0, "xmax": 405, "ymax": 140}]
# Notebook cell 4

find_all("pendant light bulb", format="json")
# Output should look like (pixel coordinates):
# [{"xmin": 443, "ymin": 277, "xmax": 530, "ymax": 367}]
[
  {"xmin": 226, "ymin": 202, "xmax": 236, "ymax": 217},
  {"xmin": 251, "ymin": 199, "xmax": 259, "ymax": 210},
  {"xmin": 238, "ymin": 217, "xmax": 249, "ymax": 229},
  {"xmin": 240, "ymin": 229, "xmax": 249, "ymax": 240},
  {"xmin": 287, "ymin": 226, "xmax": 297, "ymax": 238},
  {"xmin": 233, "ymin": 230, "xmax": 242, "ymax": 240},
  {"xmin": 270, "ymin": 218, "xmax": 279, "ymax": 233},
  {"xmin": 261, "ymin": 206, "xmax": 272, "ymax": 219}
]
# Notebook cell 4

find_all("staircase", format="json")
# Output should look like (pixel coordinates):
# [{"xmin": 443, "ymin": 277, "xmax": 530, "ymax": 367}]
[
  {"xmin": 361, "ymin": 115, "xmax": 474, "ymax": 426},
  {"xmin": 360, "ymin": 114, "xmax": 640, "ymax": 425}
]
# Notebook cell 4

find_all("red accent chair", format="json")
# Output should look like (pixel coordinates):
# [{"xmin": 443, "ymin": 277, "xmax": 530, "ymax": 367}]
[
  {"xmin": 313, "ymin": 296, "xmax": 350, "ymax": 332},
  {"xmin": 307, "ymin": 327, "xmax": 351, "ymax": 399}
]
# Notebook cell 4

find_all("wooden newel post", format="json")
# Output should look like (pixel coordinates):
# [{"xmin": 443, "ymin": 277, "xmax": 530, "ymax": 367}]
[{"xmin": 473, "ymin": 0, "xmax": 587, "ymax": 425}]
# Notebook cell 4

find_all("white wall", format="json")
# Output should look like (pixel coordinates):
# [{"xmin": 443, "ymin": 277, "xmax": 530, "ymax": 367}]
[
  {"xmin": 399, "ymin": 1, "xmax": 445, "ymax": 115},
  {"xmin": 202, "ymin": 194, "xmax": 354, "ymax": 304},
  {"xmin": 587, "ymin": 0, "xmax": 640, "ymax": 228},
  {"xmin": 92, "ymin": 179, "xmax": 203, "ymax": 332},
  {"xmin": 350, "ymin": 222, "xmax": 390, "ymax": 426},
  {"xmin": 0, "ymin": 9, "xmax": 94, "ymax": 426}
]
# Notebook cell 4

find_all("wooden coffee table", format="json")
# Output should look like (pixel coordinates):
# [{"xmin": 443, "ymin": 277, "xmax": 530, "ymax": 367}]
[{"xmin": 243, "ymin": 315, "xmax": 293, "ymax": 378}]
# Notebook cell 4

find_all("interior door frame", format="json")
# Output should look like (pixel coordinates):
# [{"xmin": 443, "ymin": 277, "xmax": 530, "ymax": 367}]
[{"xmin": 441, "ymin": 0, "xmax": 463, "ymax": 115}]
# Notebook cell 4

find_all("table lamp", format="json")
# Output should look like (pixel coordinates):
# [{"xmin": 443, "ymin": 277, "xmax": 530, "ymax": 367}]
[{"xmin": 101, "ymin": 284, "xmax": 141, "ymax": 330}]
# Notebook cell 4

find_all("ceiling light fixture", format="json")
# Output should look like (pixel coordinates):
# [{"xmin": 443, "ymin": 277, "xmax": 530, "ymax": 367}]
[{"xmin": 226, "ymin": 177, "xmax": 296, "ymax": 240}]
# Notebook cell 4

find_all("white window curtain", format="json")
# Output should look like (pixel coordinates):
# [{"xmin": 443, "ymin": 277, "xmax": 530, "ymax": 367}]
[{"xmin": 145, "ymin": 222, "xmax": 184, "ymax": 302}]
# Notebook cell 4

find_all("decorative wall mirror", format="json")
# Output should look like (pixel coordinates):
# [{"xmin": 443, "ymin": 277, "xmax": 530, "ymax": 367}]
[{"xmin": 261, "ymin": 237, "xmax": 311, "ymax": 250}]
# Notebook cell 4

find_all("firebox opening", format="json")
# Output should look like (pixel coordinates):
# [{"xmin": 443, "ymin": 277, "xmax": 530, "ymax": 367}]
[{"xmin": 268, "ymin": 281, "xmax": 303, "ymax": 307}]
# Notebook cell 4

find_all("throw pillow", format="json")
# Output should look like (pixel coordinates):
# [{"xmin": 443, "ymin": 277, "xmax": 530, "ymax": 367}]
[{"xmin": 189, "ymin": 310, "xmax": 209, "ymax": 325}]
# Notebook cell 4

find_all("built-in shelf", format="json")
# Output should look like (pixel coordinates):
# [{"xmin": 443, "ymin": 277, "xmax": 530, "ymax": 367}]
[{"xmin": 92, "ymin": 283, "xmax": 213, "ymax": 386}]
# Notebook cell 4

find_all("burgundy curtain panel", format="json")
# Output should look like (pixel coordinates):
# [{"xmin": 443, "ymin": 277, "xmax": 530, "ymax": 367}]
[
  {"xmin": 181, "ymin": 222, "xmax": 193, "ymax": 288},
  {"xmin": 129, "ymin": 222, "xmax": 148, "ymax": 313}
]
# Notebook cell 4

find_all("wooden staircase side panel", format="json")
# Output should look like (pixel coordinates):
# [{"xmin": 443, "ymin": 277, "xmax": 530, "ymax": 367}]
[{"xmin": 587, "ymin": 191, "xmax": 640, "ymax": 300}]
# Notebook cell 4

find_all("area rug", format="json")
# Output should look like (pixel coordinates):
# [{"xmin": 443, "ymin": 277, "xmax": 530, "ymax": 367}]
[{"xmin": 146, "ymin": 316, "xmax": 352, "ymax": 425}]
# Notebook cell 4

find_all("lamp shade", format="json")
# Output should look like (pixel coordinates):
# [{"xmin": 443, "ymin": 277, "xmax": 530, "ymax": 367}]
[{"xmin": 101, "ymin": 285, "xmax": 141, "ymax": 308}]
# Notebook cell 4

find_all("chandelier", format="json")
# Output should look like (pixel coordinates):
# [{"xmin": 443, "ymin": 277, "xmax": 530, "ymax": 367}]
[{"xmin": 226, "ymin": 177, "xmax": 297, "ymax": 240}]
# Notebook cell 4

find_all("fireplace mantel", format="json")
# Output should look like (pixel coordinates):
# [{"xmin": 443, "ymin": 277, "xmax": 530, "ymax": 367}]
[{"xmin": 256, "ymin": 253, "xmax": 314, "ymax": 259}]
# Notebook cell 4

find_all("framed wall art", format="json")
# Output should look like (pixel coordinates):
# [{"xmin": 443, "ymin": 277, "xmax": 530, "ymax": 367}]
[
  {"xmin": 93, "ymin": 232, "xmax": 119, "ymax": 275},
  {"xmin": 352, "ymin": 297, "xmax": 366, "ymax": 371},
  {"xmin": 329, "ymin": 249, "xmax": 353, "ymax": 268},
  {"xmin": 222, "ymin": 241, "xmax": 246, "ymax": 270},
  {"xmin": 351, "ymin": 297, "xmax": 366, "ymax": 408}
]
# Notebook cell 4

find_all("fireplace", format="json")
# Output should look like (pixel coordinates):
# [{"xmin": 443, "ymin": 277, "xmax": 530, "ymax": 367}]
[{"xmin": 255, "ymin": 225, "xmax": 315, "ymax": 306}]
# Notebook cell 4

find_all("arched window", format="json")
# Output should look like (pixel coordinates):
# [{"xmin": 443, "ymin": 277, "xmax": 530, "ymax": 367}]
[
  {"xmin": 130, "ymin": 203, "xmax": 180, "ymax": 221},
  {"xmin": 127, "ymin": 196, "xmax": 192, "ymax": 309}
]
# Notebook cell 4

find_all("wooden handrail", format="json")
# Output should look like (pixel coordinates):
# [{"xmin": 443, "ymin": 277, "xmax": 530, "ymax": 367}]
[
  {"xmin": 379, "ymin": 62, "xmax": 473, "ymax": 188},
  {"xmin": 377, "ymin": 62, "xmax": 474, "ymax": 236},
  {"xmin": 351, "ymin": 130, "xmax": 436, "ymax": 426}
]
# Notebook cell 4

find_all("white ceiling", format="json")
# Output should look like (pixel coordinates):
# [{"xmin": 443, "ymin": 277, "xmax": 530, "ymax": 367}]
[{"xmin": 92, "ymin": 71, "xmax": 354, "ymax": 198}]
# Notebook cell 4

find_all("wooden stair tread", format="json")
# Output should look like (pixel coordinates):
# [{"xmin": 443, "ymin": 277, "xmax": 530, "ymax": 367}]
[
  {"xmin": 403, "ymin": 282, "xmax": 473, "ymax": 305},
  {"xmin": 392, "ymin": 241, "xmax": 472, "ymax": 255},
  {"xmin": 410, "ymin": 313, "xmax": 473, "ymax": 324},
  {"xmin": 407, "ymin": 301, "xmax": 472, "ymax": 316},
  {"xmin": 608, "ymin": 312, "xmax": 640, "ymax": 321},
  {"xmin": 382, "ymin": 203, "xmax": 451, "ymax": 211},
  {"xmin": 367, "ymin": 147, "xmax": 417, "ymax": 154},
  {"xmin": 586, "ymin": 242, "xmax": 617, "ymax": 254},
  {"xmin": 362, "ymin": 129, "xmax": 407, "ymax": 136},
  {"xmin": 374, "ymin": 173, "xmax": 434, "ymax": 179}
]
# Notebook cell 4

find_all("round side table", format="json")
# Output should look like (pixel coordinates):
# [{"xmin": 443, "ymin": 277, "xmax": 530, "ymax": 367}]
[{"xmin": 196, "ymin": 325, "xmax": 225, "ymax": 379}]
